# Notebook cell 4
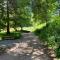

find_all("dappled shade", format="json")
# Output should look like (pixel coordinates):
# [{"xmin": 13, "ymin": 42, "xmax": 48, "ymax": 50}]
[{"xmin": 0, "ymin": 33, "xmax": 52, "ymax": 60}]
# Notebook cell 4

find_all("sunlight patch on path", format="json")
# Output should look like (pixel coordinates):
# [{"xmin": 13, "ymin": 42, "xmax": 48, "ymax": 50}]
[{"xmin": 0, "ymin": 33, "xmax": 51, "ymax": 60}]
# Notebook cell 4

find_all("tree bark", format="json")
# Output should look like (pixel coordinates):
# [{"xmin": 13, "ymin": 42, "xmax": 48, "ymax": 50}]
[
  {"xmin": 20, "ymin": 24, "xmax": 23, "ymax": 31},
  {"xmin": 7, "ymin": 0, "xmax": 10, "ymax": 35}
]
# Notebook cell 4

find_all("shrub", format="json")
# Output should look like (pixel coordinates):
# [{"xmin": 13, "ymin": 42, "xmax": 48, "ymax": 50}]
[
  {"xmin": 0, "ymin": 31, "xmax": 21, "ymax": 40},
  {"xmin": 9, "ymin": 32, "xmax": 21, "ymax": 39},
  {"xmin": 55, "ymin": 47, "xmax": 60, "ymax": 58},
  {"xmin": 34, "ymin": 19, "xmax": 60, "ymax": 58}
]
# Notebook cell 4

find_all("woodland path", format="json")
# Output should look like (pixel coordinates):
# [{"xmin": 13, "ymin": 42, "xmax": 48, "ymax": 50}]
[{"xmin": 0, "ymin": 32, "xmax": 52, "ymax": 60}]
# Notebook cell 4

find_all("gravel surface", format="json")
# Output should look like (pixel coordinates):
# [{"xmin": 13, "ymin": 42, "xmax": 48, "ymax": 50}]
[{"xmin": 0, "ymin": 33, "xmax": 52, "ymax": 60}]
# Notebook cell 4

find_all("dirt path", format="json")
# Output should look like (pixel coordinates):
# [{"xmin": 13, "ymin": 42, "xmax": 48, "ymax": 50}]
[{"xmin": 0, "ymin": 33, "xmax": 52, "ymax": 60}]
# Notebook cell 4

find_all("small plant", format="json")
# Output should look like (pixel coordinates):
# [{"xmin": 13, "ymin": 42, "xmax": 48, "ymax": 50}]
[{"xmin": 55, "ymin": 47, "xmax": 60, "ymax": 58}]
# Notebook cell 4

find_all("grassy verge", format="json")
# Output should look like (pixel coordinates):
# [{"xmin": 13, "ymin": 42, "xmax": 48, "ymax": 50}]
[{"xmin": 0, "ymin": 31, "xmax": 21, "ymax": 40}]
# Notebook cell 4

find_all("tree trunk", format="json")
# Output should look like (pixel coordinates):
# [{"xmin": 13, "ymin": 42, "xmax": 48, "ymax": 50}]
[
  {"xmin": 20, "ymin": 25, "xmax": 23, "ymax": 31},
  {"xmin": 6, "ymin": 21, "xmax": 10, "ymax": 35},
  {"xmin": 7, "ymin": 0, "xmax": 10, "ymax": 35}
]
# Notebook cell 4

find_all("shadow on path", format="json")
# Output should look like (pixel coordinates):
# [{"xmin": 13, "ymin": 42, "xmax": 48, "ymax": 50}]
[{"xmin": 0, "ymin": 33, "xmax": 53, "ymax": 60}]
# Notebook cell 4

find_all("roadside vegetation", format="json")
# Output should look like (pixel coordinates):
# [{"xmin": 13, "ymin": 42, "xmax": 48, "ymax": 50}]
[{"xmin": 0, "ymin": 0, "xmax": 60, "ymax": 59}]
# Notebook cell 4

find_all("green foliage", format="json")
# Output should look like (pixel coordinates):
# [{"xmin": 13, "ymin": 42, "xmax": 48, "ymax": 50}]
[
  {"xmin": 55, "ymin": 47, "xmax": 60, "ymax": 58},
  {"xmin": 0, "ymin": 0, "xmax": 60, "ymax": 59},
  {"xmin": 32, "ymin": 0, "xmax": 57, "ymax": 22},
  {"xmin": 47, "ymin": 36, "xmax": 56, "ymax": 48},
  {"xmin": 9, "ymin": 32, "xmax": 21, "ymax": 39},
  {"xmin": 34, "ymin": 17, "xmax": 60, "ymax": 58},
  {"xmin": 0, "ymin": 32, "xmax": 21, "ymax": 40}
]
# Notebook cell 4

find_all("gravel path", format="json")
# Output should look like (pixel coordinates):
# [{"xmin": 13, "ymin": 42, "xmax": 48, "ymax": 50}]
[{"xmin": 0, "ymin": 33, "xmax": 52, "ymax": 60}]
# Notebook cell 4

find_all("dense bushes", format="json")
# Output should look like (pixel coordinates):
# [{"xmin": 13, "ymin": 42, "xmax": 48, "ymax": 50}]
[
  {"xmin": 34, "ymin": 17, "xmax": 60, "ymax": 58},
  {"xmin": 55, "ymin": 47, "xmax": 60, "ymax": 58}
]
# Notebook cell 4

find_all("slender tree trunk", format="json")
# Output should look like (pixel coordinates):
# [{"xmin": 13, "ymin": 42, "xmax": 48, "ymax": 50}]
[
  {"xmin": 7, "ymin": 0, "xmax": 10, "ymax": 35},
  {"xmin": 14, "ymin": 27, "xmax": 17, "ymax": 31},
  {"xmin": 20, "ymin": 25, "xmax": 23, "ymax": 31},
  {"xmin": 7, "ymin": 20, "xmax": 10, "ymax": 34}
]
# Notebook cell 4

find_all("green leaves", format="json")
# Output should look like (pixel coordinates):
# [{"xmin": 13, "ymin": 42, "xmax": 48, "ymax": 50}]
[{"xmin": 32, "ymin": 0, "xmax": 57, "ymax": 22}]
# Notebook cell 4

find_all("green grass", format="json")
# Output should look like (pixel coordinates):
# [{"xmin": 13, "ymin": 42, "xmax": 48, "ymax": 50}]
[
  {"xmin": 9, "ymin": 32, "xmax": 21, "ymax": 39},
  {"xmin": 0, "ymin": 31, "xmax": 21, "ymax": 40}
]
